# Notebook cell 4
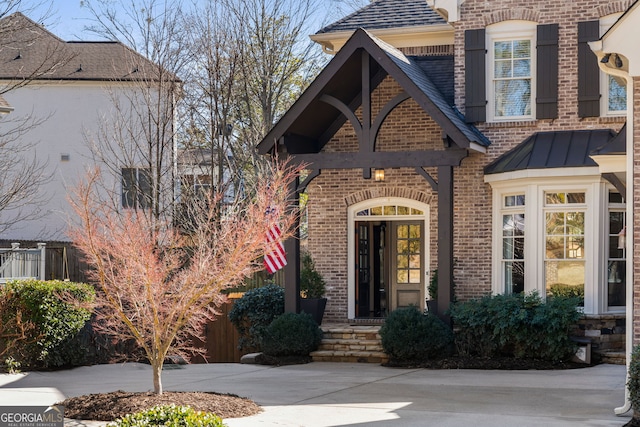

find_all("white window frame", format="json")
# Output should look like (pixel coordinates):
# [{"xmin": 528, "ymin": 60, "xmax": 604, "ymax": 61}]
[
  {"xmin": 486, "ymin": 20, "xmax": 537, "ymax": 122},
  {"xmin": 605, "ymin": 189, "xmax": 626, "ymax": 312},
  {"xmin": 600, "ymin": 14, "xmax": 626, "ymax": 117},
  {"xmin": 487, "ymin": 171, "xmax": 607, "ymax": 314}
]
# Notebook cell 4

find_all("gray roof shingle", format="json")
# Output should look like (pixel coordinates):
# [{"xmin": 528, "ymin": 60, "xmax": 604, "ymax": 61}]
[
  {"xmin": 316, "ymin": 0, "xmax": 446, "ymax": 34},
  {"xmin": 0, "ymin": 12, "xmax": 173, "ymax": 82}
]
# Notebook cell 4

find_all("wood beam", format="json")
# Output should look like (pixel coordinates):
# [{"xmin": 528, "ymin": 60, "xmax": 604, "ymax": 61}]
[
  {"xmin": 437, "ymin": 165, "xmax": 454, "ymax": 324},
  {"xmin": 284, "ymin": 175, "xmax": 301, "ymax": 314},
  {"xmin": 415, "ymin": 167, "xmax": 438, "ymax": 191},
  {"xmin": 291, "ymin": 149, "xmax": 467, "ymax": 170}
]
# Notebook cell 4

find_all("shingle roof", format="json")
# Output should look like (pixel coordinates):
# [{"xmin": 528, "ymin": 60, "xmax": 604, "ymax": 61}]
[
  {"xmin": 484, "ymin": 129, "xmax": 617, "ymax": 174},
  {"xmin": 316, "ymin": 0, "xmax": 446, "ymax": 34},
  {"xmin": 367, "ymin": 32, "xmax": 489, "ymax": 147},
  {"xmin": 0, "ymin": 12, "xmax": 174, "ymax": 82},
  {"xmin": 258, "ymin": 28, "xmax": 490, "ymax": 155}
]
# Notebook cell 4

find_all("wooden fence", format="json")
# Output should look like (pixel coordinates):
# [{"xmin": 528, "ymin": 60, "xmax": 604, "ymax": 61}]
[{"xmin": 190, "ymin": 295, "xmax": 243, "ymax": 363}]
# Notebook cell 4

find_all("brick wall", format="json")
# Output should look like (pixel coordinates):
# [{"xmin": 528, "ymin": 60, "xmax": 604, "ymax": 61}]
[
  {"xmin": 305, "ymin": 0, "xmax": 628, "ymax": 321},
  {"xmin": 633, "ymin": 76, "xmax": 640, "ymax": 345}
]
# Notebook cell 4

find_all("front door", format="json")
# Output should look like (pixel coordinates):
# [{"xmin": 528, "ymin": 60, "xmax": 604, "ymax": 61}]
[{"xmin": 354, "ymin": 219, "xmax": 425, "ymax": 318}]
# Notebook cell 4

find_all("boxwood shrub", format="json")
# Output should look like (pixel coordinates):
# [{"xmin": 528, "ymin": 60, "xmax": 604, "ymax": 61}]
[
  {"xmin": 1, "ymin": 279, "xmax": 95, "ymax": 369},
  {"xmin": 261, "ymin": 312, "xmax": 322, "ymax": 357},
  {"xmin": 379, "ymin": 306, "xmax": 453, "ymax": 362},
  {"xmin": 228, "ymin": 283, "xmax": 284, "ymax": 351},
  {"xmin": 449, "ymin": 292, "xmax": 581, "ymax": 362},
  {"xmin": 106, "ymin": 405, "xmax": 225, "ymax": 427}
]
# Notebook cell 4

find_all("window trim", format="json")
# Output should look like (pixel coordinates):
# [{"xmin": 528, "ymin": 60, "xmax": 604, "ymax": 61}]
[
  {"xmin": 489, "ymin": 175, "xmax": 611, "ymax": 314},
  {"xmin": 486, "ymin": 21, "xmax": 537, "ymax": 122},
  {"xmin": 600, "ymin": 13, "xmax": 627, "ymax": 117}
]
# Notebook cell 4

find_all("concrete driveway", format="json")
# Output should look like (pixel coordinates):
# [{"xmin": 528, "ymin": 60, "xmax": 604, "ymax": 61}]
[{"xmin": 0, "ymin": 362, "xmax": 630, "ymax": 426}]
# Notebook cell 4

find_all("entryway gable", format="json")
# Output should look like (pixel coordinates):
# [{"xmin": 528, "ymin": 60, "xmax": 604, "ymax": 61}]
[{"xmin": 257, "ymin": 28, "xmax": 490, "ymax": 158}]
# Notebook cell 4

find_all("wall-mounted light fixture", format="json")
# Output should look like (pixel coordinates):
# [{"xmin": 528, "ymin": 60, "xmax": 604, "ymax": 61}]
[
  {"xmin": 374, "ymin": 169, "xmax": 385, "ymax": 182},
  {"xmin": 615, "ymin": 54, "xmax": 623, "ymax": 68}
]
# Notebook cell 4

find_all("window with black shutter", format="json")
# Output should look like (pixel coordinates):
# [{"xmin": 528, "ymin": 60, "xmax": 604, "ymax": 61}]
[{"xmin": 577, "ymin": 21, "xmax": 600, "ymax": 118}]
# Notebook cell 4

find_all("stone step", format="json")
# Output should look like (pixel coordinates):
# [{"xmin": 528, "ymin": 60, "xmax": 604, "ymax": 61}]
[
  {"xmin": 318, "ymin": 339, "xmax": 384, "ymax": 352},
  {"xmin": 313, "ymin": 324, "xmax": 387, "ymax": 363},
  {"xmin": 310, "ymin": 350, "xmax": 389, "ymax": 364},
  {"xmin": 597, "ymin": 351, "xmax": 626, "ymax": 365}
]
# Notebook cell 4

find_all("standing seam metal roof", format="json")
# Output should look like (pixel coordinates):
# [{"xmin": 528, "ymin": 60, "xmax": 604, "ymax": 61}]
[
  {"xmin": 316, "ymin": 0, "xmax": 447, "ymax": 34},
  {"xmin": 484, "ymin": 129, "xmax": 617, "ymax": 174}
]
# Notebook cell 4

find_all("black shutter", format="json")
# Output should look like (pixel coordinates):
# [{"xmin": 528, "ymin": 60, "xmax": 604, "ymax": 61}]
[
  {"xmin": 577, "ymin": 21, "xmax": 600, "ymax": 117},
  {"xmin": 536, "ymin": 24, "xmax": 559, "ymax": 119},
  {"xmin": 465, "ymin": 29, "xmax": 486, "ymax": 123}
]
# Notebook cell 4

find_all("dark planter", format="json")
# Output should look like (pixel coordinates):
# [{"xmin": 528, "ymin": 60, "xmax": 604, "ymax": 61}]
[
  {"xmin": 300, "ymin": 298, "xmax": 327, "ymax": 325},
  {"xmin": 426, "ymin": 299, "xmax": 438, "ymax": 315}
]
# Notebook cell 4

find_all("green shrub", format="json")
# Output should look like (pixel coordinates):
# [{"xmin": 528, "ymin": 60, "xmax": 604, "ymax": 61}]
[
  {"xmin": 379, "ymin": 307, "xmax": 453, "ymax": 362},
  {"xmin": 1, "ymin": 279, "xmax": 95, "ymax": 369},
  {"xmin": 628, "ymin": 344, "xmax": 640, "ymax": 423},
  {"xmin": 228, "ymin": 283, "xmax": 284, "ymax": 351},
  {"xmin": 261, "ymin": 312, "xmax": 322, "ymax": 357},
  {"xmin": 300, "ymin": 252, "xmax": 325, "ymax": 299},
  {"xmin": 106, "ymin": 405, "xmax": 225, "ymax": 427},
  {"xmin": 450, "ymin": 292, "xmax": 581, "ymax": 362}
]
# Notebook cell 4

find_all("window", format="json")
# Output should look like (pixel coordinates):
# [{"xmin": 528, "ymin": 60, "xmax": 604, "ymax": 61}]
[
  {"xmin": 607, "ymin": 191, "xmax": 626, "ymax": 308},
  {"xmin": 600, "ymin": 14, "xmax": 627, "ymax": 116},
  {"xmin": 501, "ymin": 195, "xmax": 525, "ymax": 294},
  {"xmin": 544, "ymin": 192, "xmax": 586, "ymax": 306},
  {"xmin": 486, "ymin": 22, "xmax": 536, "ymax": 121},
  {"xmin": 121, "ymin": 167, "xmax": 151, "ymax": 209}
]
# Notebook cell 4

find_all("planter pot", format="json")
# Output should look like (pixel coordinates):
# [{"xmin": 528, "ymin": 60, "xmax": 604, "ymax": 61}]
[
  {"xmin": 426, "ymin": 299, "xmax": 437, "ymax": 315},
  {"xmin": 300, "ymin": 298, "xmax": 327, "ymax": 325}
]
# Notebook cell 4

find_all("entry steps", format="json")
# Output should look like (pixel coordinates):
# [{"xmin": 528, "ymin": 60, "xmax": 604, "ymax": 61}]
[{"xmin": 310, "ymin": 325, "xmax": 389, "ymax": 364}]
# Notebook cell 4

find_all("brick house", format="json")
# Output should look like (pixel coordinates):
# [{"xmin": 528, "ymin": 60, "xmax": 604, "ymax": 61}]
[{"xmin": 258, "ymin": 0, "xmax": 633, "ymax": 361}]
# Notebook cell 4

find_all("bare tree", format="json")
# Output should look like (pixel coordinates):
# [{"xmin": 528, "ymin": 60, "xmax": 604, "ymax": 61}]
[
  {"xmin": 69, "ymin": 160, "xmax": 301, "ymax": 394},
  {"xmin": 81, "ymin": 0, "xmax": 191, "ymax": 224}
]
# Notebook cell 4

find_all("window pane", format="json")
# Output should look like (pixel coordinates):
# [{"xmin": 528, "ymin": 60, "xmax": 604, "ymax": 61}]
[
  {"xmin": 513, "ymin": 40, "xmax": 530, "ymax": 58},
  {"xmin": 513, "ymin": 59, "xmax": 530, "ymax": 77},
  {"xmin": 566, "ymin": 212, "xmax": 584, "ymax": 234},
  {"xmin": 397, "ymin": 255, "xmax": 408, "ymax": 269},
  {"xmin": 409, "ymin": 255, "xmax": 420, "ymax": 269},
  {"xmin": 503, "ymin": 215, "xmax": 515, "ymax": 236},
  {"xmin": 546, "ymin": 236, "xmax": 565, "ymax": 259},
  {"xmin": 495, "ymin": 79, "xmax": 531, "ymax": 116},
  {"xmin": 494, "ymin": 41, "xmax": 512, "ymax": 59},
  {"xmin": 397, "ymin": 270, "xmax": 408, "ymax": 284},
  {"xmin": 608, "ymin": 260, "xmax": 625, "ymax": 306},
  {"xmin": 567, "ymin": 236, "xmax": 584, "ymax": 259},
  {"xmin": 503, "ymin": 237, "xmax": 514, "ymax": 259},
  {"xmin": 609, "ymin": 75, "xmax": 627, "ymax": 112},
  {"xmin": 567, "ymin": 192, "xmax": 585, "ymax": 204},
  {"xmin": 397, "ymin": 240, "xmax": 408, "ymax": 254},
  {"xmin": 384, "ymin": 206, "xmax": 396, "ymax": 215},
  {"xmin": 409, "ymin": 225, "xmax": 421, "ymax": 239},
  {"xmin": 138, "ymin": 168, "xmax": 152, "ymax": 209},
  {"xmin": 409, "ymin": 270, "xmax": 421, "ymax": 284},
  {"xmin": 411, "ymin": 208, "xmax": 423, "ymax": 215},
  {"xmin": 371, "ymin": 206, "xmax": 382, "ymax": 215},
  {"xmin": 397, "ymin": 206, "xmax": 410, "ymax": 215},
  {"xmin": 546, "ymin": 261, "xmax": 584, "ymax": 289},
  {"xmin": 495, "ymin": 60, "xmax": 512, "ymax": 78},
  {"xmin": 609, "ymin": 236, "xmax": 624, "ymax": 258},
  {"xmin": 504, "ymin": 261, "xmax": 524, "ymax": 294},
  {"xmin": 546, "ymin": 212, "xmax": 565, "ymax": 235},
  {"xmin": 609, "ymin": 191, "xmax": 624, "ymax": 204},
  {"xmin": 121, "ymin": 168, "xmax": 135, "ymax": 208},
  {"xmin": 513, "ymin": 237, "xmax": 524, "ymax": 259},
  {"xmin": 356, "ymin": 209, "xmax": 369, "ymax": 216},
  {"xmin": 397, "ymin": 225, "xmax": 408, "ymax": 238},
  {"xmin": 609, "ymin": 212, "xmax": 624, "ymax": 234}
]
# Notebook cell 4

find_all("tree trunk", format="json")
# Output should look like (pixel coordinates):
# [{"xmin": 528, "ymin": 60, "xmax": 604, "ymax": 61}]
[{"xmin": 152, "ymin": 361, "xmax": 163, "ymax": 394}]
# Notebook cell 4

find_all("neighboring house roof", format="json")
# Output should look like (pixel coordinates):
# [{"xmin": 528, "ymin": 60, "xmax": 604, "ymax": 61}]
[
  {"xmin": 258, "ymin": 28, "xmax": 489, "ymax": 155},
  {"xmin": 0, "ymin": 12, "xmax": 176, "ymax": 82},
  {"xmin": 316, "ymin": 0, "xmax": 447, "ymax": 34},
  {"xmin": 177, "ymin": 148, "xmax": 213, "ymax": 167},
  {"xmin": 484, "ymin": 129, "xmax": 617, "ymax": 174}
]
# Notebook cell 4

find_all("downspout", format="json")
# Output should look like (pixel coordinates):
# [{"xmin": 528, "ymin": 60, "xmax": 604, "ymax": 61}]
[{"xmin": 590, "ymin": 40, "xmax": 633, "ymax": 416}]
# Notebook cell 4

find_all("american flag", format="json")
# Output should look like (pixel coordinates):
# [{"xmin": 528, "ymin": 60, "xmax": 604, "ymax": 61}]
[{"xmin": 264, "ymin": 207, "xmax": 286, "ymax": 274}]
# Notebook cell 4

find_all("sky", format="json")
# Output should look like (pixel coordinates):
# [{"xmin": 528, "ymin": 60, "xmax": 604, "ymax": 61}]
[{"xmin": 27, "ymin": 0, "xmax": 366, "ymax": 42}]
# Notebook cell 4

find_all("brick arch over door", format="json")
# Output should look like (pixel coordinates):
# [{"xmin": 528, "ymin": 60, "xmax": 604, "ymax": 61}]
[{"xmin": 345, "ymin": 187, "xmax": 432, "ymax": 207}]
